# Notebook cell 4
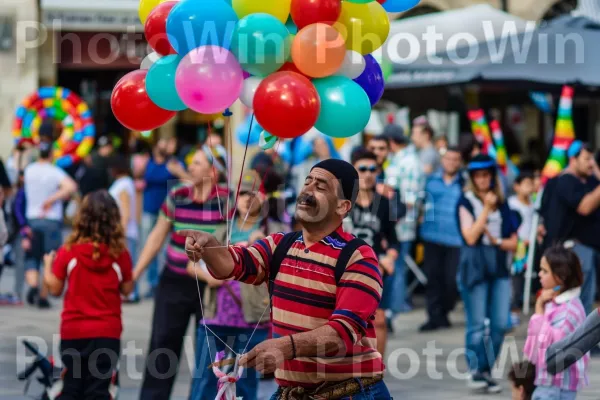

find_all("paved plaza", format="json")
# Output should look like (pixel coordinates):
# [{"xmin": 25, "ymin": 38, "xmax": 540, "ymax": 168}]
[{"xmin": 1, "ymin": 268, "xmax": 599, "ymax": 399}]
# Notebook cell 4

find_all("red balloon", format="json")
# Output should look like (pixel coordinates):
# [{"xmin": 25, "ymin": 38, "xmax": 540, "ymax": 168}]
[
  {"xmin": 253, "ymin": 71, "xmax": 320, "ymax": 139},
  {"xmin": 145, "ymin": 1, "xmax": 177, "ymax": 56},
  {"xmin": 291, "ymin": 0, "xmax": 342, "ymax": 30},
  {"xmin": 278, "ymin": 61, "xmax": 311, "ymax": 79},
  {"xmin": 111, "ymin": 70, "xmax": 176, "ymax": 131}
]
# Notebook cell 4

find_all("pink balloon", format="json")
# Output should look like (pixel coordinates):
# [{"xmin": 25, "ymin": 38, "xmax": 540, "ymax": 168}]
[{"xmin": 175, "ymin": 45, "xmax": 244, "ymax": 114}]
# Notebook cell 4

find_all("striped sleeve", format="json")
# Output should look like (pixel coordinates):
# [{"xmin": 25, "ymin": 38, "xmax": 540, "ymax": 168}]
[
  {"xmin": 160, "ymin": 191, "xmax": 176, "ymax": 222},
  {"xmin": 327, "ymin": 245, "xmax": 382, "ymax": 352},
  {"xmin": 227, "ymin": 233, "xmax": 285, "ymax": 285}
]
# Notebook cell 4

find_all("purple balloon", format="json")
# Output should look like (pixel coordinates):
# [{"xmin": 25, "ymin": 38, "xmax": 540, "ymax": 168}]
[
  {"xmin": 175, "ymin": 45, "xmax": 244, "ymax": 114},
  {"xmin": 353, "ymin": 55, "xmax": 384, "ymax": 106}
]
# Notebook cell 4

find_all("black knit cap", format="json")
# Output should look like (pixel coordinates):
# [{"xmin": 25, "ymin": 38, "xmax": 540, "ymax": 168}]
[{"xmin": 311, "ymin": 159, "xmax": 359, "ymax": 206}]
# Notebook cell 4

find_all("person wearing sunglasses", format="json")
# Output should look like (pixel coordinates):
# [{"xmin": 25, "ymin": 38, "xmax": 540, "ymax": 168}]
[{"xmin": 346, "ymin": 148, "xmax": 399, "ymax": 356}]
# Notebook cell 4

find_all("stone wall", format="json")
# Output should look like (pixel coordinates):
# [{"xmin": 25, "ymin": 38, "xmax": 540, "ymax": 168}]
[{"xmin": 0, "ymin": 0, "xmax": 38, "ymax": 159}]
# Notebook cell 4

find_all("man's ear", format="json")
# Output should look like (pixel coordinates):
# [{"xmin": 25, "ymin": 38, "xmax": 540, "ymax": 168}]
[{"xmin": 336, "ymin": 200, "xmax": 352, "ymax": 217}]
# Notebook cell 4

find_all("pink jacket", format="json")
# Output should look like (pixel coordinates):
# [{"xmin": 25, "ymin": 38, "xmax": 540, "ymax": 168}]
[{"xmin": 524, "ymin": 288, "xmax": 589, "ymax": 391}]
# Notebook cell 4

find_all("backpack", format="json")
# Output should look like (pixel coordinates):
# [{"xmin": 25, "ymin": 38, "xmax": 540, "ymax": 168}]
[{"xmin": 268, "ymin": 232, "xmax": 367, "ymax": 300}]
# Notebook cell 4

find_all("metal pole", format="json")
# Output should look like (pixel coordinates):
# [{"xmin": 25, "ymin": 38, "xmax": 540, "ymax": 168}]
[{"xmin": 523, "ymin": 188, "xmax": 543, "ymax": 315}]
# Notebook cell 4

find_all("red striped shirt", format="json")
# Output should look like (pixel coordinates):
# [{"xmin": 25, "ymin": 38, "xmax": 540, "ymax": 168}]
[{"xmin": 226, "ymin": 226, "xmax": 385, "ymax": 387}]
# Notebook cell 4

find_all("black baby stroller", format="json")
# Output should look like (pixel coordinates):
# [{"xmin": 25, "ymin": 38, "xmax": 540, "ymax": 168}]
[{"xmin": 18, "ymin": 340, "xmax": 120, "ymax": 400}]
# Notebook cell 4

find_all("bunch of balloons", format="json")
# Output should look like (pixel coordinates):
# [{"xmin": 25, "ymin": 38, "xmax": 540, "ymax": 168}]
[{"xmin": 112, "ymin": 0, "xmax": 420, "ymax": 138}]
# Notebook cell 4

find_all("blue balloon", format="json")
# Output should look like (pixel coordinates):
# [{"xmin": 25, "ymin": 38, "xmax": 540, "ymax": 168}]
[
  {"xmin": 166, "ymin": 0, "xmax": 238, "ymax": 55},
  {"xmin": 313, "ymin": 76, "xmax": 371, "ymax": 139},
  {"xmin": 382, "ymin": 0, "xmax": 420, "ymax": 12},
  {"xmin": 146, "ymin": 55, "xmax": 187, "ymax": 111},
  {"xmin": 353, "ymin": 55, "xmax": 385, "ymax": 106},
  {"xmin": 230, "ymin": 13, "xmax": 291, "ymax": 77}
]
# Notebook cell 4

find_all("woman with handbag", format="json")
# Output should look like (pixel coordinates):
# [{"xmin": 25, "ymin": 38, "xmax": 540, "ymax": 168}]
[
  {"xmin": 189, "ymin": 170, "xmax": 289, "ymax": 400},
  {"xmin": 457, "ymin": 155, "xmax": 518, "ymax": 394}
]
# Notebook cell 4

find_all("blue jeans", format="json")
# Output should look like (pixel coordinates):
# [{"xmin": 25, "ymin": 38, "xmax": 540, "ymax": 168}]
[
  {"xmin": 572, "ymin": 243, "xmax": 596, "ymax": 314},
  {"xmin": 140, "ymin": 213, "xmax": 163, "ymax": 290},
  {"xmin": 191, "ymin": 326, "xmax": 268, "ymax": 400},
  {"xmin": 383, "ymin": 241, "xmax": 412, "ymax": 314},
  {"xmin": 25, "ymin": 219, "xmax": 63, "ymax": 271},
  {"xmin": 461, "ymin": 278, "xmax": 511, "ymax": 373},
  {"xmin": 532, "ymin": 386, "xmax": 577, "ymax": 400},
  {"xmin": 269, "ymin": 380, "xmax": 391, "ymax": 400}
]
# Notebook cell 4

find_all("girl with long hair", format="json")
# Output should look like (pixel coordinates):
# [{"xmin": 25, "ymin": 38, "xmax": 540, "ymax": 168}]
[{"xmin": 43, "ymin": 190, "xmax": 134, "ymax": 399}]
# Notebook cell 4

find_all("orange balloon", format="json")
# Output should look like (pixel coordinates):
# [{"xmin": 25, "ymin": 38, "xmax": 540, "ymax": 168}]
[{"xmin": 291, "ymin": 23, "xmax": 346, "ymax": 78}]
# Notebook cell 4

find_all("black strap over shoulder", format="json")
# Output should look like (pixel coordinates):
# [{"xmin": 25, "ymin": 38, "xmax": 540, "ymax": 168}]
[
  {"xmin": 269, "ymin": 232, "xmax": 302, "ymax": 297},
  {"xmin": 268, "ymin": 232, "xmax": 367, "ymax": 298},
  {"xmin": 334, "ymin": 237, "xmax": 368, "ymax": 283}
]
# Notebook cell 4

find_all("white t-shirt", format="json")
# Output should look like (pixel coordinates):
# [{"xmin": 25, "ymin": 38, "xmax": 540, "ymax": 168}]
[
  {"xmin": 508, "ymin": 195, "xmax": 534, "ymax": 241},
  {"xmin": 25, "ymin": 162, "xmax": 68, "ymax": 222},
  {"xmin": 109, "ymin": 176, "xmax": 138, "ymax": 240}
]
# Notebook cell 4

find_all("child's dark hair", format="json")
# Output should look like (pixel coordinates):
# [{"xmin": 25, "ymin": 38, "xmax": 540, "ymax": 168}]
[
  {"xmin": 543, "ymin": 245, "xmax": 584, "ymax": 291},
  {"xmin": 351, "ymin": 147, "xmax": 378, "ymax": 166},
  {"xmin": 65, "ymin": 190, "xmax": 126, "ymax": 260},
  {"xmin": 514, "ymin": 171, "xmax": 534, "ymax": 185},
  {"xmin": 110, "ymin": 154, "xmax": 131, "ymax": 177},
  {"xmin": 508, "ymin": 361, "xmax": 536, "ymax": 400}
]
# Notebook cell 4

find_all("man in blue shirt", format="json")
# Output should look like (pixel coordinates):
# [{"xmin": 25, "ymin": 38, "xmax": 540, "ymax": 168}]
[
  {"xmin": 141, "ymin": 138, "xmax": 187, "ymax": 298},
  {"xmin": 419, "ymin": 146, "xmax": 464, "ymax": 331}
]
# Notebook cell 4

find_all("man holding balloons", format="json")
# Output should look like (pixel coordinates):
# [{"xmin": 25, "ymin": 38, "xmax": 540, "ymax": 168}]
[{"xmin": 115, "ymin": 0, "xmax": 423, "ymax": 398}]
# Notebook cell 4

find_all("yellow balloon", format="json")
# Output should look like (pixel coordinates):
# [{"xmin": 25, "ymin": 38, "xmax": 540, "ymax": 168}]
[
  {"xmin": 231, "ymin": 0, "xmax": 291, "ymax": 24},
  {"xmin": 336, "ymin": 1, "xmax": 390, "ymax": 55},
  {"xmin": 139, "ymin": 0, "xmax": 173, "ymax": 25}
]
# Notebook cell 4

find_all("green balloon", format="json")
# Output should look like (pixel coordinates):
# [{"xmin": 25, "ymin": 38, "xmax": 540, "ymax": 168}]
[
  {"xmin": 313, "ymin": 76, "xmax": 371, "ymax": 138},
  {"xmin": 231, "ymin": 13, "xmax": 291, "ymax": 77}
]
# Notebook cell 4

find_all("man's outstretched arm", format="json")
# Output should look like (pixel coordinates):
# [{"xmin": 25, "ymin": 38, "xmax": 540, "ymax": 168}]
[
  {"xmin": 546, "ymin": 308, "xmax": 600, "ymax": 375},
  {"xmin": 180, "ymin": 230, "xmax": 235, "ymax": 279}
]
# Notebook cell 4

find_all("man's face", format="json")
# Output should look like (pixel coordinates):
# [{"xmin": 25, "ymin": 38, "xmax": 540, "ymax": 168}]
[
  {"xmin": 367, "ymin": 139, "xmax": 389, "ymax": 166},
  {"xmin": 441, "ymin": 150, "xmax": 461, "ymax": 176},
  {"xmin": 187, "ymin": 150, "xmax": 212, "ymax": 185},
  {"xmin": 155, "ymin": 139, "xmax": 169, "ymax": 158},
  {"xmin": 573, "ymin": 149, "xmax": 594, "ymax": 177},
  {"xmin": 98, "ymin": 144, "xmax": 113, "ymax": 158},
  {"xmin": 296, "ymin": 168, "xmax": 348, "ymax": 225},
  {"xmin": 411, "ymin": 125, "xmax": 425, "ymax": 148},
  {"xmin": 354, "ymin": 159, "xmax": 378, "ymax": 191}
]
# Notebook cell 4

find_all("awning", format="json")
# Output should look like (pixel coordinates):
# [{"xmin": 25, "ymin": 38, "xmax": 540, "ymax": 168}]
[
  {"xmin": 41, "ymin": 0, "xmax": 141, "ymax": 31},
  {"xmin": 381, "ymin": 4, "xmax": 530, "ymax": 88}
]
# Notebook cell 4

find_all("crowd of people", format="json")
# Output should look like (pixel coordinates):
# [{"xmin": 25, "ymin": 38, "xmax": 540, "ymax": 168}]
[{"xmin": 1, "ymin": 116, "xmax": 600, "ymax": 400}]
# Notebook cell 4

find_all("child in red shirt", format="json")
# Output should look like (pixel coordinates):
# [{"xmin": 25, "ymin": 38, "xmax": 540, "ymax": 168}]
[{"xmin": 43, "ymin": 190, "xmax": 134, "ymax": 399}]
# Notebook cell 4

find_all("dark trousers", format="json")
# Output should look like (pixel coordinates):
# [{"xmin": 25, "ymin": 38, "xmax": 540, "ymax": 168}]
[
  {"xmin": 58, "ymin": 338, "xmax": 120, "ymax": 400},
  {"xmin": 139, "ymin": 269, "xmax": 204, "ymax": 400},
  {"xmin": 423, "ymin": 242, "xmax": 460, "ymax": 323}
]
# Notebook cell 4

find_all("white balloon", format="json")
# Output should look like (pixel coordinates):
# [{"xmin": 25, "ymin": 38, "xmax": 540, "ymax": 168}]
[
  {"xmin": 141, "ymin": 52, "xmax": 161, "ymax": 70},
  {"xmin": 335, "ymin": 50, "xmax": 366, "ymax": 79},
  {"xmin": 240, "ymin": 77, "xmax": 263, "ymax": 109}
]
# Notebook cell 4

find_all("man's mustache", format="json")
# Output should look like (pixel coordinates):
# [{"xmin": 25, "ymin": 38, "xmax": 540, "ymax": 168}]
[{"xmin": 297, "ymin": 193, "xmax": 317, "ymax": 207}]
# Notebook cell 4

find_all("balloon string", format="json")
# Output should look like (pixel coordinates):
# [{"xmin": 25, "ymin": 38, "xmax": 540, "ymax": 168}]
[
  {"xmin": 228, "ymin": 114, "xmax": 255, "ymax": 244},
  {"xmin": 206, "ymin": 122, "xmax": 225, "ymax": 224},
  {"xmin": 239, "ymin": 140, "xmax": 283, "ymax": 230},
  {"xmin": 224, "ymin": 116, "xmax": 232, "ymax": 244}
]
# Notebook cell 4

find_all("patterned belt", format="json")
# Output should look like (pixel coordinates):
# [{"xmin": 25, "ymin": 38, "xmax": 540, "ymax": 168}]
[{"xmin": 276, "ymin": 375, "xmax": 384, "ymax": 400}]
